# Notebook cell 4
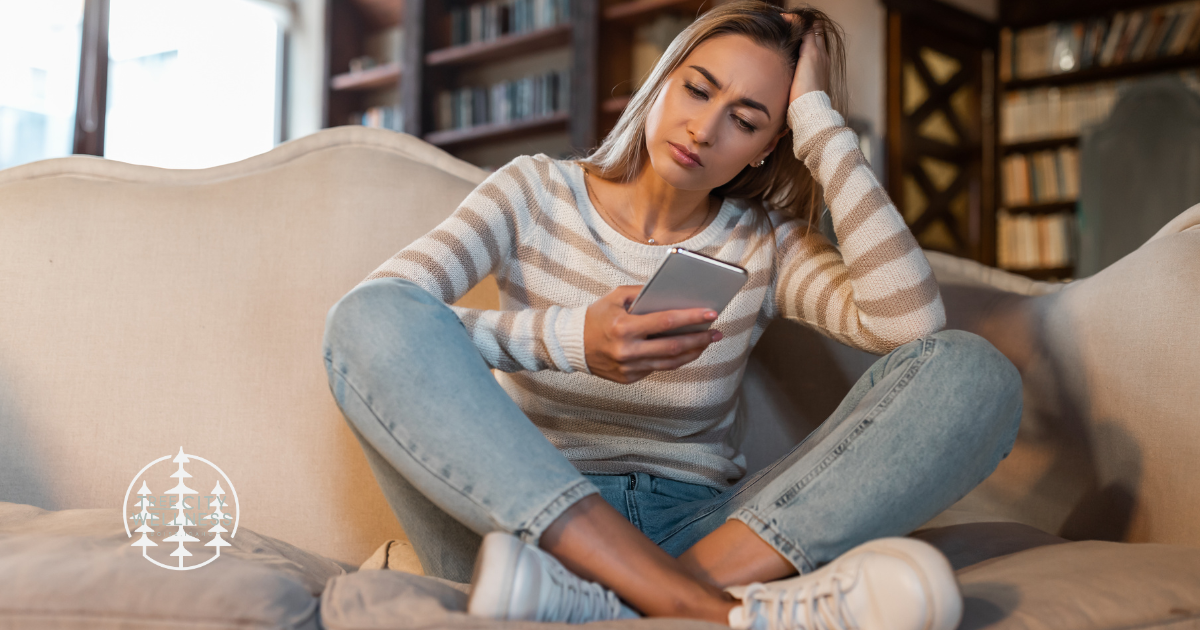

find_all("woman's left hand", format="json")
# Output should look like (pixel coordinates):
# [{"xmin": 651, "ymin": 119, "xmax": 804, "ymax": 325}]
[{"xmin": 782, "ymin": 14, "xmax": 831, "ymax": 106}]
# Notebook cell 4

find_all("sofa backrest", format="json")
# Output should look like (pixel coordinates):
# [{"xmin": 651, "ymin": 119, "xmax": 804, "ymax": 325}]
[
  {"xmin": 927, "ymin": 207, "xmax": 1200, "ymax": 548},
  {"xmin": 0, "ymin": 128, "xmax": 493, "ymax": 566}
]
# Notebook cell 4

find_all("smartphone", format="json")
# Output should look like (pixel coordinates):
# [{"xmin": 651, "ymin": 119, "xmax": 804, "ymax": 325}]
[{"xmin": 626, "ymin": 247, "xmax": 749, "ymax": 339}]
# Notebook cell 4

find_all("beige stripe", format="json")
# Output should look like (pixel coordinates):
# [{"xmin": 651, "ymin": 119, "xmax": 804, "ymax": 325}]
[
  {"xmin": 457, "ymin": 207, "xmax": 505, "ymax": 269},
  {"xmin": 516, "ymin": 162, "xmax": 616, "ymax": 266},
  {"xmin": 824, "ymin": 150, "xmax": 865, "ymax": 206},
  {"xmin": 838, "ymin": 291, "xmax": 894, "ymax": 352},
  {"xmin": 716, "ymin": 308, "xmax": 762, "ymax": 339},
  {"xmin": 833, "ymin": 187, "xmax": 893, "ymax": 244},
  {"xmin": 477, "ymin": 182, "xmax": 522, "ymax": 245},
  {"xmin": 456, "ymin": 308, "xmax": 483, "ymax": 330},
  {"xmin": 425, "ymin": 229, "xmax": 481, "ymax": 288},
  {"xmin": 787, "ymin": 259, "xmax": 843, "ymax": 320},
  {"xmin": 795, "ymin": 229, "xmax": 841, "ymax": 259},
  {"xmin": 506, "ymin": 372, "xmax": 738, "ymax": 422},
  {"xmin": 387, "ymin": 250, "xmax": 454, "ymax": 303},
  {"xmin": 659, "ymin": 355, "xmax": 749, "ymax": 384},
  {"xmin": 515, "ymin": 244, "xmax": 608, "ymax": 297},
  {"xmin": 854, "ymin": 273, "xmax": 941, "ymax": 319},
  {"xmin": 495, "ymin": 275, "xmax": 556, "ymax": 309},
  {"xmin": 530, "ymin": 309, "xmax": 552, "ymax": 367},
  {"xmin": 528, "ymin": 202, "xmax": 613, "ymax": 267},
  {"xmin": 523, "ymin": 410, "xmax": 722, "ymax": 443},
  {"xmin": 798, "ymin": 127, "xmax": 852, "ymax": 171},
  {"xmin": 813, "ymin": 269, "xmax": 849, "ymax": 328},
  {"xmin": 742, "ymin": 266, "xmax": 772, "ymax": 293},
  {"xmin": 847, "ymin": 229, "xmax": 920, "ymax": 281},
  {"xmin": 493, "ymin": 310, "xmax": 522, "ymax": 366}
]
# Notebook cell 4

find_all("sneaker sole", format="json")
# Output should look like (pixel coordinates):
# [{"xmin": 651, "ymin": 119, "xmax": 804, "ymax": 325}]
[
  {"xmin": 846, "ymin": 537, "xmax": 963, "ymax": 630},
  {"xmin": 466, "ymin": 532, "xmax": 524, "ymax": 619}
]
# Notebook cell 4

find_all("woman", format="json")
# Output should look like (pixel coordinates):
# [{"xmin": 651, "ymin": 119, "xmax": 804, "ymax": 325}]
[{"xmin": 322, "ymin": 2, "xmax": 1023, "ymax": 629}]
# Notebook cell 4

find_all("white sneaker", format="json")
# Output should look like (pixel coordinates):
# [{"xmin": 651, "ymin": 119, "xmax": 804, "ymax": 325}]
[
  {"xmin": 726, "ymin": 537, "xmax": 962, "ymax": 630},
  {"xmin": 467, "ymin": 531, "xmax": 640, "ymax": 623}
]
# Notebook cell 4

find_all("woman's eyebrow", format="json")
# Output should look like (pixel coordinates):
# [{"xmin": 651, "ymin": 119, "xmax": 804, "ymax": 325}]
[{"xmin": 688, "ymin": 65, "xmax": 772, "ymax": 121}]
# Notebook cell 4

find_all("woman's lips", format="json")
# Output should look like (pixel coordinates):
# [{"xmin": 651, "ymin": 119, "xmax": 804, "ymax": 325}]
[{"xmin": 668, "ymin": 142, "xmax": 702, "ymax": 168}]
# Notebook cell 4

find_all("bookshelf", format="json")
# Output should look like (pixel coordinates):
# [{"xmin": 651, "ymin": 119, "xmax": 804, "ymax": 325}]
[
  {"xmin": 995, "ymin": 0, "xmax": 1200, "ymax": 279},
  {"xmin": 324, "ymin": 0, "xmax": 782, "ymax": 171},
  {"xmin": 325, "ymin": 0, "xmax": 406, "ymax": 132}
]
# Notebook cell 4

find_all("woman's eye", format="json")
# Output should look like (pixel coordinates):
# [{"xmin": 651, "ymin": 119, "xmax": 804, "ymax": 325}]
[{"xmin": 684, "ymin": 83, "xmax": 757, "ymax": 133}]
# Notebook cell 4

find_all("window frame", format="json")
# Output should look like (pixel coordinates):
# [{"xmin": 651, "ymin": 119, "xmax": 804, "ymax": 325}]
[{"xmin": 70, "ymin": 0, "xmax": 289, "ymax": 157}]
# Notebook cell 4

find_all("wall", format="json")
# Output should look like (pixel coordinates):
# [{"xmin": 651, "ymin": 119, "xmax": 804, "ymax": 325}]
[{"xmin": 284, "ymin": 0, "xmax": 327, "ymax": 140}]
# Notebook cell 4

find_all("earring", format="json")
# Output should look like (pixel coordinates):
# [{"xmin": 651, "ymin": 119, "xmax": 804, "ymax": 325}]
[{"xmin": 758, "ymin": 159, "xmax": 765, "ymax": 167}]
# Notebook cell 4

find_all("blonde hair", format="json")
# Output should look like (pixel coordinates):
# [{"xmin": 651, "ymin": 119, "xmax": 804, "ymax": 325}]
[{"xmin": 577, "ymin": 0, "xmax": 848, "ymax": 230}]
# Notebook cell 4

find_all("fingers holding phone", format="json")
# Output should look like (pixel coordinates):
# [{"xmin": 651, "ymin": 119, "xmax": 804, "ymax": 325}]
[{"xmin": 584, "ymin": 285, "xmax": 722, "ymax": 384}]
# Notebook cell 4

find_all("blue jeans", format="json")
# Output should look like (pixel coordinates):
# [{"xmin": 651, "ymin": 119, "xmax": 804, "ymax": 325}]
[{"xmin": 323, "ymin": 278, "xmax": 1023, "ymax": 583}]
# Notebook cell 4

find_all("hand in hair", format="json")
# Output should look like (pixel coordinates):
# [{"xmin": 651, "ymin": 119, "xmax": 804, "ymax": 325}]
[{"xmin": 781, "ymin": 12, "xmax": 831, "ymax": 105}]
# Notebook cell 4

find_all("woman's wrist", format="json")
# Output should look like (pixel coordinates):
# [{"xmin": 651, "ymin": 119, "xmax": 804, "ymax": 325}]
[{"xmin": 788, "ymin": 91, "xmax": 845, "ymax": 159}]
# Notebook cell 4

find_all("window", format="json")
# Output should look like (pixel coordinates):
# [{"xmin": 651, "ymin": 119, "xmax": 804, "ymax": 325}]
[
  {"xmin": 0, "ymin": 0, "xmax": 284, "ymax": 171},
  {"xmin": 105, "ymin": 0, "xmax": 281, "ymax": 168},
  {"xmin": 0, "ymin": 1, "xmax": 84, "ymax": 170}
]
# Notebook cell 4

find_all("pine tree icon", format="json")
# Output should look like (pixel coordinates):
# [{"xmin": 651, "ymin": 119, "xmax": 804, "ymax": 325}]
[
  {"xmin": 204, "ymin": 481, "xmax": 233, "ymax": 552},
  {"xmin": 130, "ymin": 480, "xmax": 159, "ymax": 550},
  {"xmin": 162, "ymin": 446, "xmax": 200, "ymax": 567}
]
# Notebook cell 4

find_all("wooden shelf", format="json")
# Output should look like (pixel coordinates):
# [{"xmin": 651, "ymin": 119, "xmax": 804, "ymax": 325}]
[
  {"xmin": 424, "ymin": 111, "xmax": 570, "ymax": 149},
  {"xmin": 1002, "ymin": 201, "xmax": 1077, "ymax": 214},
  {"xmin": 604, "ymin": 0, "xmax": 722, "ymax": 23},
  {"xmin": 1001, "ymin": 136, "xmax": 1079, "ymax": 155},
  {"xmin": 331, "ymin": 62, "xmax": 401, "ymax": 91},
  {"xmin": 1004, "ymin": 266, "xmax": 1075, "ymax": 281},
  {"xmin": 1003, "ymin": 52, "xmax": 1200, "ymax": 91},
  {"xmin": 426, "ymin": 24, "xmax": 571, "ymax": 67}
]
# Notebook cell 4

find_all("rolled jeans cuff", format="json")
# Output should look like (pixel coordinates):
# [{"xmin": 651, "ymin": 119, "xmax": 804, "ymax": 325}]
[
  {"xmin": 730, "ymin": 507, "xmax": 817, "ymax": 574},
  {"xmin": 516, "ymin": 478, "xmax": 601, "ymax": 546}
]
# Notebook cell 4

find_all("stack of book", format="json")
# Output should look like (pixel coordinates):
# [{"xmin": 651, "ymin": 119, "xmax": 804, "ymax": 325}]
[
  {"xmin": 353, "ymin": 105, "xmax": 404, "ymax": 131},
  {"xmin": 449, "ymin": 0, "xmax": 571, "ymax": 46},
  {"xmin": 1001, "ymin": 82, "xmax": 1120, "ymax": 142},
  {"xmin": 1002, "ymin": 147, "xmax": 1081, "ymax": 207},
  {"xmin": 1001, "ymin": 69, "xmax": 1200, "ymax": 142},
  {"xmin": 996, "ymin": 211, "xmax": 1074, "ymax": 270},
  {"xmin": 999, "ymin": 0, "xmax": 1200, "ymax": 81},
  {"xmin": 435, "ymin": 69, "xmax": 570, "ymax": 131}
]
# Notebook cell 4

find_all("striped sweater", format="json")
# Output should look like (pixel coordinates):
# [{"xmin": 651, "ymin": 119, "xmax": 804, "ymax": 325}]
[{"xmin": 361, "ymin": 91, "xmax": 945, "ymax": 488}]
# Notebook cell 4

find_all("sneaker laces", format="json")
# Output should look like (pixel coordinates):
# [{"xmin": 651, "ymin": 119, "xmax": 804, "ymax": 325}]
[
  {"xmin": 538, "ymin": 557, "xmax": 622, "ymax": 623},
  {"xmin": 740, "ymin": 569, "xmax": 860, "ymax": 630}
]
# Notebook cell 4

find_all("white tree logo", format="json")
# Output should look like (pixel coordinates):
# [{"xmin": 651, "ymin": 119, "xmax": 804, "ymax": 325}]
[{"xmin": 124, "ymin": 447, "xmax": 240, "ymax": 571}]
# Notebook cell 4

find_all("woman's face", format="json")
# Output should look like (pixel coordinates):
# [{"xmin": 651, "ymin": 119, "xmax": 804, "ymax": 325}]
[{"xmin": 645, "ymin": 33, "xmax": 792, "ymax": 191}]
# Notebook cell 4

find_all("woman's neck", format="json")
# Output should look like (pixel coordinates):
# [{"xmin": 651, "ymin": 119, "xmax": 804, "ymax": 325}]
[{"xmin": 588, "ymin": 159, "xmax": 717, "ymax": 239}]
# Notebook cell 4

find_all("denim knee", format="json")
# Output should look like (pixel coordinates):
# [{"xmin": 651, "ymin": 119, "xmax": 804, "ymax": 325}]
[
  {"xmin": 927, "ymin": 329, "xmax": 1024, "ymax": 457},
  {"xmin": 323, "ymin": 278, "xmax": 448, "ymax": 357}
]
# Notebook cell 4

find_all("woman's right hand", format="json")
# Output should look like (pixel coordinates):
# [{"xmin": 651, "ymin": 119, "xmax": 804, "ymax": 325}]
[{"xmin": 584, "ymin": 285, "xmax": 723, "ymax": 384}]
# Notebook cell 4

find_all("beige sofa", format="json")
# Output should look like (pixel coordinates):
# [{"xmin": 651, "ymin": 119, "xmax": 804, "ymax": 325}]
[{"xmin": 1, "ymin": 126, "xmax": 1198, "ymax": 629}]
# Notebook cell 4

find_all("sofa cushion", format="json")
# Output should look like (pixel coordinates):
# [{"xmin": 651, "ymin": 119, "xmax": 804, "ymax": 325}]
[
  {"xmin": 957, "ymin": 540, "xmax": 1200, "ymax": 630},
  {"xmin": 323, "ymin": 534, "xmax": 1200, "ymax": 630},
  {"xmin": 0, "ymin": 501, "xmax": 348, "ymax": 630}
]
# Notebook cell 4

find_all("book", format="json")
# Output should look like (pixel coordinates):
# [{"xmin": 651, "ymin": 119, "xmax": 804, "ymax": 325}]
[
  {"xmin": 450, "ymin": 0, "xmax": 572, "ymax": 46},
  {"xmin": 1099, "ymin": 12, "xmax": 1129, "ymax": 66},
  {"xmin": 1003, "ymin": 2, "xmax": 1200, "ymax": 80},
  {"xmin": 996, "ymin": 211, "xmax": 1073, "ymax": 270},
  {"xmin": 1169, "ymin": 5, "xmax": 1199, "ymax": 55},
  {"xmin": 434, "ymin": 67, "xmax": 571, "ymax": 132}
]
